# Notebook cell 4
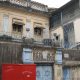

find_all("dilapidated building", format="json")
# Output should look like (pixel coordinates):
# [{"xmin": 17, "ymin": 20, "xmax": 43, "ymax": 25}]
[
  {"xmin": 0, "ymin": 0, "xmax": 80, "ymax": 80},
  {"xmin": 50, "ymin": 0, "xmax": 80, "ymax": 48},
  {"xmin": 63, "ymin": 49, "xmax": 80, "ymax": 80},
  {"xmin": 0, "ymin": 0, "xmax": 57, "ymax": 80},
  {"xmin": 50, "ymin": 0, "xmax": 80, "ymax": 80}
]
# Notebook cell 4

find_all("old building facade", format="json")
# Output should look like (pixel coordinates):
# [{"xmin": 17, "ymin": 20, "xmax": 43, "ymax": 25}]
[
  {"xmin": 0, "ymin": 0, "xmax": 80, "ymax": 80},
  {"xmin": 50, "ymin": 0, "xmax": 80, "ymax": 80},
  {"xmin": 0, "ymin": 0, "xmax": 50, "ymax": 42},
  {"xmin": 0, "ymin": 0, "xmax": 55, "ymax": 80},
  {"xmin": 50, "ymin": 0, "xmax": 80, "ymax": 48}
]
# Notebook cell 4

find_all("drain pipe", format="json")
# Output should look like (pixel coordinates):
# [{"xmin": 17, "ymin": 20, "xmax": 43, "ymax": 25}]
[{"xmin": 60, "ymin": 11, "xmax": 64, "ymax": 48}]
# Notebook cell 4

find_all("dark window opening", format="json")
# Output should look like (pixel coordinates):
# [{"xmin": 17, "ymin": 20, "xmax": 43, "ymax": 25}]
[
  {"xmin": 56, "ymin": 36, "xmax": 59, "ymax": 41},
  {"xmin": 34, "ymin": 27, "xmax": 42, "ymax": 36},
  {"xmin": 54, "ymin": 35, "xmax": 60, "ymax": 41},
  {"xmin": 13, "ymin": 24, "xmax": 23, "ymax": 33}
]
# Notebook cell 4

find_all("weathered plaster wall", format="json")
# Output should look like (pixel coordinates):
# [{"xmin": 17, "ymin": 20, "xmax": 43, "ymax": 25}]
[{"xmin": 0, "ymin": 6, "xmax": 49, "ymax": 40}]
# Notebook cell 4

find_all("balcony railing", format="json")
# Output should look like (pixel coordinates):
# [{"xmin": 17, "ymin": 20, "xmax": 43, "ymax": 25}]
[
  {"xmin": 0, "ymin": 32, "xmax": 22, "ymax": 41},
  {"xmin": 0, "ymin": 0, "xmax": 48, "ymax": 12},
  {"xmin": 0, "ymin": 32, "xmax": 62, "ymax": 47},
  {"xmin": 31, "ymin": 1, "xmax": 48, "ymax": 12},
  {"xmin": 9, "ymin": 0, "xmax": 29, "ymax": 7}
]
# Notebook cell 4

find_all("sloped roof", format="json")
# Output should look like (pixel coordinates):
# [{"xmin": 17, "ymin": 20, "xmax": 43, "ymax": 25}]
[{"xmin": 51, "ymin": 0, "xmax": 78, "ymax": 15}]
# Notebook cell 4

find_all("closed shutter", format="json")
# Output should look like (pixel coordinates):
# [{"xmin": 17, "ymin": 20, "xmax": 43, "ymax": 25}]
[
  {"xmin": 3, "ymin": 15, "xmax": 9, "ymax": 32},
  {"xmin": 22, "ymin": 48, "xmax": 33, "ymax": 63},
  {"xmin": 55, "ymin": 49, "xmax": 62, "ymax": 64}
]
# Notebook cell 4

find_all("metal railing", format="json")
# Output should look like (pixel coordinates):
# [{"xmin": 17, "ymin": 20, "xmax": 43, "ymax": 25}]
[
  {"xmin": 0, "ymin": 32, "xmax": 62, "ymax": 47},
  {"xmin": 0, "ymin": 31, "xmax": 22, "ymax": 41},
  {"xmin": 0, "ymin": 0, "xmax": 48, "ymax": 12},
  {"xmin": 9, "ymin": 0, "xmax": 29, "ymax": 7}
]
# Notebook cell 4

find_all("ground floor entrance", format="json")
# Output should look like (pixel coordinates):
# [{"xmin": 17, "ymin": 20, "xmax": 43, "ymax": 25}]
[{"xmin": 36, "ymin": 66, "xmax": 53, "ymax": 80}]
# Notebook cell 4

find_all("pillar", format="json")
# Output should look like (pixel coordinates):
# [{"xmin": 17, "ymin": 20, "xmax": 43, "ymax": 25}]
[{"xmin": 54, "ymin": 64, "xmax": 63, "ymax": 80}]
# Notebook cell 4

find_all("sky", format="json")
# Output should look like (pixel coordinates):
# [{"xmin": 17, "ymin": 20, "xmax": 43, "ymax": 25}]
[{"xmin": 32, "ymin": 0, "xmax": 71, "ymax": 8}]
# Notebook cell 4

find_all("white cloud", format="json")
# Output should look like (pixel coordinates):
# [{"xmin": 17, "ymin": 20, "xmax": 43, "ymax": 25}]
[{"xmin": 32, "ymin": 0, "xmax": 71, "ymax": 8}]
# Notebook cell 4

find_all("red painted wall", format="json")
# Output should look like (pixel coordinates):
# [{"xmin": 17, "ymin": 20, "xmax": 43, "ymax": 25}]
[{"xmin": 2, "ymin": 64, "xmax": 36, "ymax": 80}]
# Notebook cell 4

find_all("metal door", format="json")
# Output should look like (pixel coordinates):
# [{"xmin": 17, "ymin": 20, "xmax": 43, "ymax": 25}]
[
  {"xmin": 63, "ymin": 67, "xmax": 70, "ymax": 80},
  {"xmin": 36, "ymin": 66, "xmax": 53, "ymax": 80}
]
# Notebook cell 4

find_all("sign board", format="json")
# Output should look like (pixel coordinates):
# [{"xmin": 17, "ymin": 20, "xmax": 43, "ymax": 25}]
[
  {"xmin": 22, "ymin": 48, "xmax": 33, "ymax": 63},
  {"xmin": 2, "ymin": 64, "xmax": 36, "ymax": 80},
  {"xmin": 64, "ymin": 54, "xmax": 69, "ymax": 58},
  {"xmin": 55, "ymin": 49, "xmax": 62, "ymax": 64}
]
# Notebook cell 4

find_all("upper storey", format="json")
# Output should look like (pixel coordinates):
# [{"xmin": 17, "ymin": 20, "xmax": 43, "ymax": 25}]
[{"xmin": 0, "ymin": 0, "xmax": 48, "ymax": 12}]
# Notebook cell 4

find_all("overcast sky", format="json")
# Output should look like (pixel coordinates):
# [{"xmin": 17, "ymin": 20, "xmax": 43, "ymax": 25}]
[{"xmin": 32, "ymin": 0, "xmax": 71, "ymax": 8}]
